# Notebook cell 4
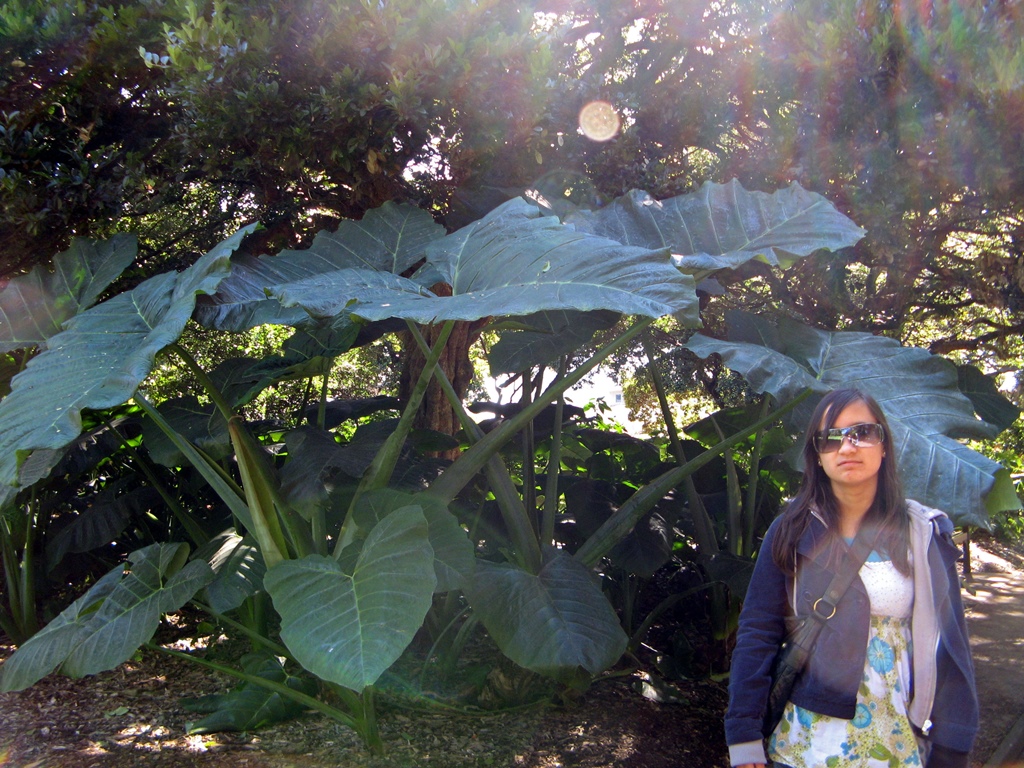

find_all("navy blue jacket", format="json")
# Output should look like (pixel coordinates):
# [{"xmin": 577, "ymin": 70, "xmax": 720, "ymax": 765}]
[{"xmin": 725, "ymin": 506, "xmax": 977, "ymax": 764}]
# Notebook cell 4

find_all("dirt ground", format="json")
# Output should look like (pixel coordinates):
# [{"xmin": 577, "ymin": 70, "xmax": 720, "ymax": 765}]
[{"xmin": 0, "ymin": 536, "xmax": 1022, "ymax": 768}]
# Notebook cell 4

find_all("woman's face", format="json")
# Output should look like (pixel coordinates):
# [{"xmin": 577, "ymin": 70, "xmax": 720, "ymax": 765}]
[{"xmin": 817, "ymin": 400, "xmax": 885, "ymax": 494}]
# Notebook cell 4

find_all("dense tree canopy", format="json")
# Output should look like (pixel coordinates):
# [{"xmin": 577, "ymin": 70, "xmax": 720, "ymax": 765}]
[{"xmin": 4, "ymin": 0, "xmax": 1024, "ymax": 380}]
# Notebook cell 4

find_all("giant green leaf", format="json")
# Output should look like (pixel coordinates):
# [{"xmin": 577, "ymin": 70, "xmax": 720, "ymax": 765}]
[
  {"xmin": 462, "ymin": 547, "xmax": 627, "ymax": 679},
  {"xmin": 45, "ymin": 483, "xmax": 159, "ymax": 570},
  {"xmin": 183, "ymin": 652, "xmax": 318, "ymax": 733},
  {"xmin": 0, "ymin": 226, "xmax": 250, "ymax": 494},
  {"xmin": 63, "ymin": 543, "xmax": 213, "ymax": 677},
  {"xmin": 957, "ymin": 365, "xmax": 1021, "ymax": 432},
  {"xmin": 264, "ymin": 506, "xmax": 435, "ymax": 691},
  {"xmin": 0, "ymin": 565, "xmax": 124, "ymax": 691},
  {"xmin": 194, "ymin": 203, "xmax": 444, "ymax": 331},
  {"xmin": 352, "ymin": 488, "xmax": 475, "ymax": 593},
  {"xmin": 488, "ymin": 310, "xmax": 620, "ymax": 375},
  {"xmin": 566, "ymin": 181, "xmax": 865, "ymax": 274},
  {"xmin": 268, "ymin": 197, "xmax": 699, "ymax": 326},
  {"xmin": 193, "ymin": 531, "xmax": 266, "ymax": 614},
  {"xmin": 0, "ymin": 235, "xmax": 137, "ymax": 353},
  {"xmin": 0, "ymin": 543, "xmax": 213, "ymax": 690},
  {"xmin": 140, "ymin": 396, "xmax": 232, "ymax": 467},
  {"xmin": 685, "ymin": 311, "xmax": 1012, "ymax": 526}
]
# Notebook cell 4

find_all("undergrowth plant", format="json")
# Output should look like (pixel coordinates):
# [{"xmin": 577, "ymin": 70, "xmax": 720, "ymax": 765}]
[{"xmin": 0, "ymin": 181, "xmax": 1017, "ymax": 751}]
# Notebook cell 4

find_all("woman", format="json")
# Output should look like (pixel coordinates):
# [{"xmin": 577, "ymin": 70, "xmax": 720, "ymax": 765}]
[{"xmin": 725, "ymin": 388, "xmax": 977, "ymax": 768}]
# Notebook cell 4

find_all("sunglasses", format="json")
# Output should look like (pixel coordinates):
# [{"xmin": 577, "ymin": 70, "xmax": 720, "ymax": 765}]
[{"xmin": 813, "ymin": 422, "xmax": 885, "ymax": 453}]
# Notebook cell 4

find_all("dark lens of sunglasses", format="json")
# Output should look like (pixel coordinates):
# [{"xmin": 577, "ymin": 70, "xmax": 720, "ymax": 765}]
[
  {"xmin": 852, "ymin": 424, "xmax": 883, "ymax": 445},
  {"xmin": 814, "ymin": 434, "xmax": 842, "ymax": 453},
  {"xmin": 814, "ymin": 424, "xmax": 883, "ymax": 453}
]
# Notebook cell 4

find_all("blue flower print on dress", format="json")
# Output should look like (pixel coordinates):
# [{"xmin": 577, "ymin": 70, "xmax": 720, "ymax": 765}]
[
  {"xmin": 852, "ymin": 703, "xmax": 873, "ymax": 728},
  {"xmin": 867, "ymin": 636, "xmax": 895, "ymax": 674},
  {"xmin": 796, "ymin": 706, "xmax": 814, "ymax": 728}
]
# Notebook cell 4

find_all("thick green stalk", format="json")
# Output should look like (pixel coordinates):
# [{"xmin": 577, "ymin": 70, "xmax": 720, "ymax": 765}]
[
  {"xmin": 742, "ymin": 397, "xmax": 772, "ymax": 557},
  {"xmin": 134, "ymin": 394, "xmax": 253, "ymax": 529},
  {"xmin": 575, "ymin": 388, "xmax": 813, "ymax": 567},
  {"xmin": 0, "ymin": 514, "xmax": 25, "ymax": 641},
  {"xmin": 683, "ymin": 475, "xmax": 720, "ymax": 555},
  {"xmin": 317, "ymin": 373, "xmax": 330, "ymax": 430},
  {"xmin": 227, "ymin": 417, "xmax": 290, "ymax": 568},
  {"xmin": 541, "ymin": 357, "xmax": 568, "ymax": 547},
  {"xmin": 406, "ymin": 323, "xmax": 542, "ymax": 572},
  {"xmin": 168, "ymin": 343, "xmax": 236, "ymax": 422},
  {"xmin": 520, "ymin": 371, "xmax": 537, "ymax": 530},
  {"xmin": 429, "ymin": 317, "xmax": 655, "ymax": 503},
  {"xmin": 709, "ymin": 415, "xmax": 743, "ymax": 556},
  {"xmin": 311, "ymin": 376, "xmax": 331, "ymax": 554},
  {"xmin": 340, "ymin": 320, "xmax": 455, "ymax": 544},
  {"xmin": 642, "ymin": 334, "xmax": 686, "ymax": 465},
  {"xmin": 18, "ymin": 498, "xmax": 38, "ymax": 637},
  {"xmin": 168, "ymin": 346, "xmax": 306, "ymax": 555},
  {"xmin": 642, "ymin": 334, "xmax": 722, "ymax": 554}
]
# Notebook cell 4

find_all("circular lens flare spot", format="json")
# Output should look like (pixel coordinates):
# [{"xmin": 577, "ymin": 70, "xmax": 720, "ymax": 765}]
[{"xmin": 578, "ymin": 101, "xmax": 620, "ymax": 142}]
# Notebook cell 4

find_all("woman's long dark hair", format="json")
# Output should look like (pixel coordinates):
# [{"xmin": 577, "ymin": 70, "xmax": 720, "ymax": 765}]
[{"xmin": 770, "ymin": 388, "xmax": 910, "ymax": 576}]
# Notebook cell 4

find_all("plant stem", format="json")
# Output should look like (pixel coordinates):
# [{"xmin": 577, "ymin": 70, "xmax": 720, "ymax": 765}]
[
  {"xmin": 317, "ymin": 373, "xmax": 329, "ymax": 430},
  {"xmin": 405, "ymin": 323, "xmax": 542, "ymax": 572},
  {"xmin": 520, "ymin": 370, "xmax": 537, "ymax": 532},
  {"xmin": 144, "ymin": 642, "xmax": 360, "ymax": 731},
  {"xmin": 0, "ymin": 512, "xmax": 25, "ymax": 642},
  {"xmin": 338, "ymin": 320, "xmax": 455, "ymax": 556},
  {"xmin": 114, "ymin": 428, "xmax": 210, "ymax": 546},
  {"xmin": 575, "ymin": 388, "xmax": 813, "ymax": 567},
  {"xmin": 708, "ymin": 414, "xmax": 742, "ymax": 556},
  {"xmin": 742, "ymin": 396, "xmax": 771, "ymax": 557},
  {"xmin": 429, "ymin": 316, "xmax": 655, "ymax": 504},
  {"xmin": 541, "ymin": 356, "xmax": 568, "ymax": 547},
  {"xmin": 192, "ymin": 600, "xmax": 291, "ymax": 657},
  {"xmin": 133, "ymin": 393, "xmax": 252, "ymax": 528},
  {"xmin": 18, "ymin": 493, "xmax": 38, "ymax": 637},
  {"xmin": 227, "ymin": 417, "xmax": 291, "ymax": 567},
  {"xmin": 642, "ymin": 333, "xmax": 685, "ymax": 465},
  {"xmin": 168, "ymin": 343, "xmax": 236, "ymax": 422}
]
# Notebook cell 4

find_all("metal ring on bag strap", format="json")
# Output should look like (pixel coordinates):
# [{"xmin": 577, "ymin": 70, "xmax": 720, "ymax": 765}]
[{"xmin": 812, "ymin": 597, "xmax": 837, "ymax": 620}]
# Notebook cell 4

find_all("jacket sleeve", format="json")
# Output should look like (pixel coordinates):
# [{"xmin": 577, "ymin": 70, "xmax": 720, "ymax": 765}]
[
  {"xmin": 928, "ymin": 515, "xmax": 979, "ymax": 755},
  {"xmin": 725, "ymin": 517, "xmax": 791, "ymax": 760}
]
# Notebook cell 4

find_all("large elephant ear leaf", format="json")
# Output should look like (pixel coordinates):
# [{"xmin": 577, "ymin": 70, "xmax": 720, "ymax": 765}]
[
  {"xmin": 353, "ymin": 488, "xmax": 475, "ymax": 592},
  {"xmin": 0, "ymin": 226, "xmax": 251, "ymax": 493},
  {"xmin": 0, "ymin": 564, "xmax": 125, "ymax": 691},
  {"xmin": 183, "ymin": 652, "xmax": 317, "ymax": 734},
  {"xmin": 488, "ymin": 310, "xmax": 621, "ymax": 375},
  {"xmin": 565, "ymin": 180, "xmax": 865, "ymax": 274},
  {"xmin": 63, "ymin": 543, "xmax": 214, "ymax": 677},
  {"xmin": 195, "ymin": 202, "xmax": 444, "ymax": 331},
  {"xmin": 140, "ymin": 396, "xmax": 232, "ymax": 467},
  {"xmin": 0, "ymin": 234, "xmax": 137, "ymax": 353},
  {"xmin": 463, "ymin": 548, "xmax": 627, "ymax": 679},
  {"xmin": 957, "ymin": 364, "xmax": 1021, "ymax": 432},
  {"xmin": 193, "ymin": 531, "xmax": 266, "ymax": 614},
  {"xmin": 0, "ymin": 543, "xmax": 213, "ymax": 691},
  {"xmin": 269, "ymin": 197, "xmax": 700, "ymax": 326},
  {"xmin": 685, "ymin": 311, "xmax": 1014, "ymax": 527},
  {"xmin": 264, "ymin": 506, "xmax": 435, "ymax": 692}
]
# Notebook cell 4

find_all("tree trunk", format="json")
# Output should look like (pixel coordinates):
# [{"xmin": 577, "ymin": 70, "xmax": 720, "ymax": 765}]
[{"xmin": 399, "ymin": 286, "xmax": 487, "ymax": 460}]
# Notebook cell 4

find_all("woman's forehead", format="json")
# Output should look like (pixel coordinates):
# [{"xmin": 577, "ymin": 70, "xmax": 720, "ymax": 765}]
[{"xmin": 820, "ymin": 399, "xmax": 876, "ymax": 428}]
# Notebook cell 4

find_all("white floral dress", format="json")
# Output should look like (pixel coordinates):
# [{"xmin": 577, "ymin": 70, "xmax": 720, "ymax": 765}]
[{"xmin": 768, "ymin": 553, "xmax": 922, "ymax": 768}]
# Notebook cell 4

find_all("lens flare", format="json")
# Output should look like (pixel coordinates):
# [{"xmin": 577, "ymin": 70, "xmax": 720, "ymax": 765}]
[{"xmin": 578, "ymin": 101, "xmax": 620, "ymax": 142}]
